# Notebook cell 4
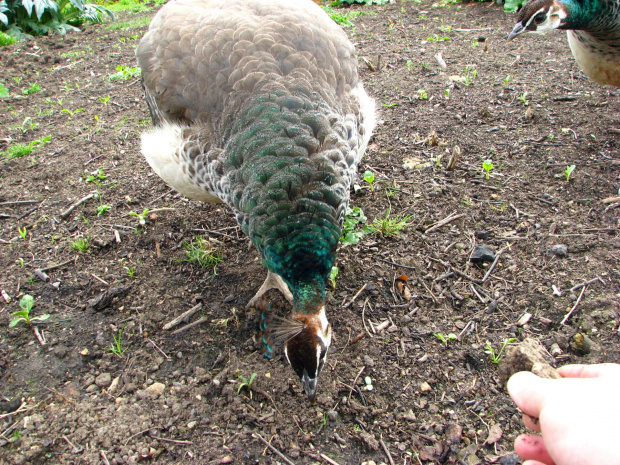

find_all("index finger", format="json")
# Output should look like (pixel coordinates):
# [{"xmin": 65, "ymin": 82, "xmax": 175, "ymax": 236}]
[{"xmin": 558, "ymin": 363, "xmax": 620, "ymax": 379}]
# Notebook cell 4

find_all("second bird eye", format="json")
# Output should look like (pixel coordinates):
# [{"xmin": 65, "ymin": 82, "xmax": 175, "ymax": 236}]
[{"xmin": 534, "ymin": 13, "xmax": 546, "ymax": 23}]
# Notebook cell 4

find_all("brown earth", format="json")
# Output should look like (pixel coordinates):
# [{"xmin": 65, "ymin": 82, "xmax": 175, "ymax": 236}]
[{"xmin": 0, "ymin": 1, "xmax": 619, "ymax": 464}]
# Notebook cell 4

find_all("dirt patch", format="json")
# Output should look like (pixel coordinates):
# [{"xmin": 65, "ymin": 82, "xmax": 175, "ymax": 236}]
[{"xmin": 0, "ymin": 1, "xmax": 619, "ymax": 464}]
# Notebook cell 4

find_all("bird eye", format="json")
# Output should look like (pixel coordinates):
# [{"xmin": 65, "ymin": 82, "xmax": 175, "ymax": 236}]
[{"xmin": 533, "ymin": 13, "xmax": 546, "ymax": 23}]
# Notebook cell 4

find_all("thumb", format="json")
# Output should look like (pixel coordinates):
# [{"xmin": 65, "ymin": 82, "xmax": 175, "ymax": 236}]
[{"xmin": 507, "ymin": 371, "xmax": 552, "ymax": 418}]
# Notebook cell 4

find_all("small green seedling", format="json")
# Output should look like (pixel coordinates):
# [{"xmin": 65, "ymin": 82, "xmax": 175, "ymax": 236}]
[
  {"xmin": 1, "ymin": 136, "xmax": 51, "ymax": 160},
  {"xmin": 517, "ymin": 92, "xmax": 529, "ymax": 106},
  {"xmin": 433, "ymin": 332, "xmax": 457, "ymax": 345},
  {"xmin": 237, "ymin": 372, "xmax": 257, "ymax": 399},
  {"xmin": 406, "ymin": 60, "xmax": 413, "ymax": 72},
  {"xmin": 22, "ymin": 83, "xmax": 41, "ymax": 95},
  {"xmin": 18, "ymin": 226, "xmax": 27, "ymax": 241},
  {"xmin": 0, "ymin": 83, "xmax": 9, "ymax": 98},
  {"xmin": 366, "ymin": 207, "xmax": 413, "ymax": 236},
  {"xmin": 124, "ymin": 266, "xmax": 135, "ymax": 278},
  {"xmin": 340, "ymin": 206, "xmax": 367, "ymax": 246},
  {"xmin": 485, "ymin": 338, "xmax": 517, "ymax": 363},
  {"xmin": 97, "ymin": 204, "xmax": 111, "ymax": 216},
  {"xmin": 109, "ymin": 65, "xmax": 141, "ymax": 82},
  {"xmin": 482, "ymin": 159, "xmax": 493, "ymax": 180},
  {"xmin": 564, "ymin": 164, "xmax": 575, "ymax": 182},
  {"xmin": 179, "ymin": 238, "xmax": 222, "ymax": 274},
  {"xmin": 10, "ymin": 295, "xmax": 50, "ymax": 328},
  {"xmin": 85, "ymin": 168, "xmax": 108, "ymax": 183},
  {"xmin": 503, "ymin": 75, "xmax": 510, "ymax": 86},
  {"xmin": 417, "ymin": 89, "xmax": 428, "ymax": 100},
  {"xmin": 20, "ymin": 117, "xmax": 39, "ymax": 133},
  {"xmin": 363, "ymin": 170, "xmax": 375, "ymax": 192},
  {"xmin": 105, "ymin": 323, "xmax": 127, "ymax": 357},
  {"xmin": 328, "ymin": 266, "xmax": 338, "ymax": 290},
  {"xmin": 129, "ymin": 208, "xmax": 150, "ymax": 230},
  {"xmin": 443, "ymin": 89, "xmax": 450, "ymax": 100},
  {"xmin": 61, "ymin": 108, "xmax": 85, "ymax": 119},
  {"xmin": 71, "ymin": 237, "xmax": 89, "ymax": 252},
  {"xmin": 100, "ymin": 96, "xmax": 110, "ymax": 105}
]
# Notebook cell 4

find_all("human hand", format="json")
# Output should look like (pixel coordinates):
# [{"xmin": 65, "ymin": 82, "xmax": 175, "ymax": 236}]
[{"xmin": 508, "ymin": 363, "xmax": 620, "ymax": 465}]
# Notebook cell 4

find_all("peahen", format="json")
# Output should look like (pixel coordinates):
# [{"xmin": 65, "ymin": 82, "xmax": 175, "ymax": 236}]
[
  {"xmin": 136, "ymin": 0, "xmax": 376, "ymax": 402},
  {"xmin": 507, "ymin": 0, "xmax": 620, "ymax": 86}
]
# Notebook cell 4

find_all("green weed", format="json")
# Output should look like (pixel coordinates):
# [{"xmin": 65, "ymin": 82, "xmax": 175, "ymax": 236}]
[
  {"xmin": 1, "ymin": 136, "xmax": 51, "ymax": 159},
  {"xmin": 366, "ymin": 207, "xmax": 412, "ymax": 236},
  {"xmin": 237, "ymin": 372, "xmax": 257, "ymax": 399},
  {"xmin": 485, "ymin": 338, "xmax": 517, "ymax": 363},
  {"xmin": 340, "ymin": 206, "xmax": 367, "ymax": 246},
  {"xmin": 10, "ymin": 295, "xmax": 50, "ymax": 328},
  {"xmin": 109, "ymin": 65, "xmax": 141, "ymax": 81},
  {"xmin": 563, "ymin": 164, "xmax": 575, "ymax": 182},
  {"xmin": 71, "ymin": 237, "xmax": 89, "ymax": 252}
]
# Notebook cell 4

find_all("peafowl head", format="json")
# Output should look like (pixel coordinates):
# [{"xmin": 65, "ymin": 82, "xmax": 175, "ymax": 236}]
[
  {"xmin": 507, "ymin": 0, "xmax": 569, "ymax": 40},
  {"xmin": 268, "ymin": 304, "xmax": 331, "ymax": 404}
]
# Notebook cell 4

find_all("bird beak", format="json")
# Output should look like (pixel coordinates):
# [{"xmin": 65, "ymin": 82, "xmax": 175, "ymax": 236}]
[
  {"xmin": 507, "ymin": 23, "xmax": 527, "ymax": 42},
  {"xmin": 301, "ymin": 371, "xmax": 318, "ymax": 404}
]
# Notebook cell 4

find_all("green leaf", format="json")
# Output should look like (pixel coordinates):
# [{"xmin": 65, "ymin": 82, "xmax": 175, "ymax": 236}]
[
  {"xmin": 20, "ymin": 294, "xmax": 34, "ymax": 312},
  {"xmin": 9, "ymin": 317, "xmax": 25, "ymax": 328},
  {"xmin": 11, "ymin": 310, "xmax": 29, "ymax": 318},
  {"xmin": 32, "ymin": 314, "xmax": 51, "ymax": 321}
]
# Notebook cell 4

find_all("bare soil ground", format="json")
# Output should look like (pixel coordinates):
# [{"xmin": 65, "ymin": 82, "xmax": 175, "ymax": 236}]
[{"xmin": 1, "ymin": 1, "xmax": 619, "ymax": 464}]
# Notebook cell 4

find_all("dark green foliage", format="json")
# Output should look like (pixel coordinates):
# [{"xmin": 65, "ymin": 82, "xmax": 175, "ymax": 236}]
[
  {"xmin": 331, "ymin": 0, "xmax": 390, "ymax": 5},
  {"xmin": 504, "ymin": 0, "xmax": 524, "ymax": 13},
  {"xmin": 0, "ymin": 0, "xmax": 114, "ymax": 38}
]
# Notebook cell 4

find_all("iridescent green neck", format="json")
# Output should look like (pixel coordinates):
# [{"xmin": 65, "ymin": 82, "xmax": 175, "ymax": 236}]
[{"xmin": 290, "ymin": 275, "xmax": 327, "ymax": 314}]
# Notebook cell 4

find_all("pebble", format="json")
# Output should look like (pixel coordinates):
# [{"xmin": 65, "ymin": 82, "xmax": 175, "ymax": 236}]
[
  {"xmin": 144, "ymin": 382, "xmax": 165, "ymax": 397},
  {"xmin": 570, "ymin": 333, "xmax": 592, "ymax": 354},
  {"xmin": 446, "ymin": 423, "xmax": 463, "ymax": 444},
  {"xmin": 363, "ymin": 355, "xmax": 375, "ymax": 367},
  {"xmin": 470, "ymin": 244, "xmax": 495, "ymax": 263},
  {"xmin": 420, "ymin": 381, "xmax": 432, "ymax": 392},
  {"xmin": 327, "ymin": 410, "xmax": 339, "ymax": 422},
  {"xmin": 548, "ymin": 244, "xmax": 568, "ymax": 258},
  {"xmin": 95, "ymin": 373, "xmax": 112, "ymax": 388}
]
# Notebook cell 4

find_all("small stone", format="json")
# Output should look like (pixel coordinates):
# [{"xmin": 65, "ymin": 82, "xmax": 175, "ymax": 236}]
[
  {"xmin": 145, "ymin": 382, "xmax": 165, "ymax": 397},
  {"xmin": 82, "ymin": 374, "xmax": 96, "ymax": 387},
  {"xmin": 327, "ymin": 410, "xmax": 339, "ymax": 422},
  {"xmin": 363, "ymin": 355, "xmax": 375, "ymax": 367},
  {"xmin": 446, "ymin": 423, "xmax": 463, "ymax": 444},
  {"xmin": 85, "ymin": 384, "xmax": 99, "ymax": 393},
  {"xmin": 420, "ymin": 381, "xmax": 432, "ymax": 392},
  {"xmin": 470, "ymin": 245, "xmax": 495, "ymax": 263},
  {"xmin": 95, "ymin": 373, "xmax": 112, "ymax": 388},
  {"xmin": 550, "ymin": 343, "xmax": 563, "ymax": 357},
  {"xmin": 107, "ymin": 376, "xmax": 120, "ymax": 394},
  {"xmin": 475, "ymin": 231, "xmax": 490, "ymax": 240},
  {"xmin": 187, "ymin": 421, "xmax": 197, "ymax": 429},
  {"xmin": 403, "ymin": 409, "xmax": 417, "ymax": 421},
  {"xmin": 499, "ymin": 453, "xmax": 520, "ymax": 465},
  {"xmin": 516, "ymin": 312, "xmax": 532, "ymax": 326},
  {"xmin": 548, "ymin": 244, "xmax": 568, "ymax": 258}
]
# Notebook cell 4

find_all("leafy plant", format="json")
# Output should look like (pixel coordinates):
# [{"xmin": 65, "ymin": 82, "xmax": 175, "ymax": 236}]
[
  {"xmin": 321, "ymin": 5, "xmax": 353, "ymax": 27},
  {"xmin": 366, "ymin": 207, "xmax": 412, "ymax": 236},
  {"xmin": 71, "ymin": 237, "xmax": 89, "ymax": 252},
  {"xmin": 363, "ymin": 170, "xmax": 375, "ymax": 192},
  {"xmin": 10, "ymin": 295, "xmax": 50, "ymax": 327},
  {"xmin": 61, "ymin": 107, "xmax": 84, "ymax": 119},
  {"xmin": 332, "ymin": 0, "xmax": 389, "ymax": 4},
  {"xmin": 99, "ymin": 96, "xmax": 110, "ymax": 105},
  {"xmin": 17, "ymin": 225, "xmax": 27, "ymax": 241},
  {"xmin": 340, "ymin": 206, "xmax": 367, "ymax": 246},
  {"xmin": 105, "ymin": 323, "xmax": 127, "ymax": 357},
  {"xmin": 1, "ymin": 136, "xmax": 51, "ymax": 159},
  {"xmin": 129, "ymin": 208, "xmax": 149, "ymax": 230},
  {"xmin": 564, "ymin": 164, "xmax": 575, "ymax": 182},
  {"xmin": 0, "ymin": 30, "xmax": 17, "ymax": 45},
  {"xmin": 328, "ymin": 266, "xmax": 338, "ymax": 290},
  {"xmin": 21, "ymin": 83, "xmax": 41, "ymax": 95},
  {"xmin": 0, "ymin": 82, "xmax": 8, "ymax": 97},
  {"xmin": 179, "ymin": 238, "xmax": 222, "ymax": 273},
  {"xmin": 417, "ymin": 89, "xmax": 428, "ymax": 100},
  {"xmin": 434, "ymin": 332, "xmax": 457, "ymax": 345},
  {"xmin": 482, "ymin": 159, "xmax": 494, "ymax": 180},
  {"xmin": 485, "ymin": 338, "xmax": 517, "ymax": 363},
  {"xmin": 108, "ymin": 65, "xmax": 141, "ymax": 82},
  {"xmin": 462, "ymin": 66, "xmax": 477, "ymax": 86},
  {"xmin": 237, "ymin": 372, "xmax": 257, "ymax": 399},
  {"xmin": 84, "ymin": 168, "xmax": 107, "ymax": 183},
  {"xmin": 517, "ymin": 92, "xmax": 529, "ymax": 105},
  {"xmin": 443, "ymin": 89, "xmax": 450, "ymax": 100},
  {"xmin": 504, "ymin": 0, "xmax": 525, "ymax": 13},
  {"xmin": 20, "ymin": 116, "xmax": 39, "ymax": 133},
  {"xmin": 124, "ymin": 266, "xmax": 135, "ymax": 278},
  {"xmin": 0, "ymin": 0, "xmax": 114, "ymax": 38}
]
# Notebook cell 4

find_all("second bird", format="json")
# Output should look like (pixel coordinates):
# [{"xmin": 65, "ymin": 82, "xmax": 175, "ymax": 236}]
[
  {"xmin": 136, "ymin": 0, "xmax": 376, "ymax": 402},
  {"xmin": 508, "ymin": 0, "xmax": 620, "ymax": 86}
]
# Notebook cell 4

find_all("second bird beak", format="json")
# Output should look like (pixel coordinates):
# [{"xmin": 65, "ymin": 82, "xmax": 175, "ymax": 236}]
[{"xmin": 507, "ymin": 22, "xmax": 527, "ymax": 42}]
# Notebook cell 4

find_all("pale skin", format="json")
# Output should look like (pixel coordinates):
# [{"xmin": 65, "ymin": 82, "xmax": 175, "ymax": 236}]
[{"xmin": 508, "ymin": 363, "xmax": 620, "ymax": 465}]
